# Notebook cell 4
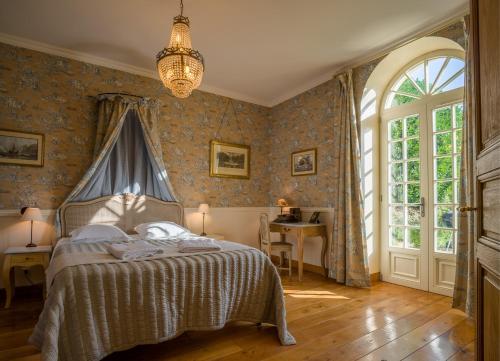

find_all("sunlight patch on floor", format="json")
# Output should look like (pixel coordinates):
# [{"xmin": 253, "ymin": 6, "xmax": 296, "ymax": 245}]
[{"xmin": 284, "ymin": 289, "xmax": 351, "ymax": 299}]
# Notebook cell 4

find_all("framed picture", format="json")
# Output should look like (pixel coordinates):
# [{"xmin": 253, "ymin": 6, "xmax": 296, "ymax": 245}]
[
  {"xmin": 0, "ymin": 129, "xmax": 44, "ymax": 167},
  {"xmin": 291, "ymin": 148, "xmax": 316, "ymax": 176},
  {"xmin": 210, "ymin": 140, "xmax": 250, "ymax": 179}
]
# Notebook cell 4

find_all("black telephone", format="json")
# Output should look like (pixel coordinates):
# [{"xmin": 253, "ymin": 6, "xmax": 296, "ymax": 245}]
[
  {"xmin": 272, "ymin": 214, "xmax": 299, "ymax": 223},
  {"xmin": 309, "ymin": 211, "xmax": 320, "ymax": 224}
]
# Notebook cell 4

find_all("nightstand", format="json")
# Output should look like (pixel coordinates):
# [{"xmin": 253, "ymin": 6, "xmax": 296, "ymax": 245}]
[
  {"xmin": 2, "ymin": 246, "xmax": 52, "ymax": 308},
  {"xmin": 206, "ymin": 234, "xmax": 225, "ymax": 240}
]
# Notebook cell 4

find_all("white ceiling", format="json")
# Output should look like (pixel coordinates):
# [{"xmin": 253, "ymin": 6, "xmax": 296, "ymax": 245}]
[{"xmin": 0, "ymin": 0, "xmax": 467, "ymax": 107}]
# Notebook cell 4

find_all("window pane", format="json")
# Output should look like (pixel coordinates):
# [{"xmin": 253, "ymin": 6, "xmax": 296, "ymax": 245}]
[
  {"xmin": 390, "ymin": 119, "xmax": 403, "ymax": 140},
  {"xmin": 436, "ymin": 229, "xmax": 454, "ymax": 253},
  {"xmin": 391, "ymin": 227, "xmax": 404, "ymax": 247},
  {"xmin": 433, "ymin": 58, "xmax": 465, "ymax": 92},
  {"xmin": 407, "ymin": 161, "xmax": 420, "ymax": 181},
  {"xmin": 408, "ymin": 228, "xmax": 421, "ymax": 249},
  {"xmin": 407, "ymin": 206, "xmax": 420, "ymax": 226},
  {"xmin": 436, "ymin": 181, "xmax": 454, "ymax": 203},
  {"xmin": 427, "ymin": 57, "xmax": 447, "ymax": 90},
  {"xmin": 391, "ymin": 162, "xmax": 403, "ymax": 182},
  {"xmin": 391, "ymin": 184, "xmax": 403, "ymax": 203},
  {"xmin": 436, "ymin": 205, "xmax": 454, "ymax": 228},
  {"xmin": 391, "ymin": 205, "xmax": 404, "ymax": 225},
  {"xmin": 455, "ymin": 129, "xmax": 462, "ymax": 153},
  {"xmin": 396, "ymin": 77, "xmax": 421, "ymax": 96},
  {"xmin": 455, "ymin": 104, "xmax": 464, "ymax": 128},
  {"xmin": 407, "ymin": 63, "xmax": 425, "ymax": 93},
  {"xmin": 391, "ymin": 141, "xmax": 403, "ymax": 161},
  {"xmin": 407, "ymin": 183, "xmax": 420, "ymax": 203},
  {"xmin": 405, "ymin": 116, "xmax": 419, "ymax": 137},
  {"xmin": 392, "ymin": 94, "xmax": 417, "ymax": 107},
  {"xmin": 436, "ymin": 157, "xmax": 453, "ymax": 179},
  {"xmin": 439, "ymin": 72, "xmax": 465, "ymax": 93},
  {"xmin": 406, "ymin": 138, "xmax": 419, "ymax": 159},
  {"xmin": 434, "ymin": 107, "xmax": 452, "ymax": 131},
  {"xmin": 435, "ymin": 132, "xmax": 452, "ymax": 155},
  {"xmin": 455, "ymin": 155, "xmax": 462, "ymax": 178}
]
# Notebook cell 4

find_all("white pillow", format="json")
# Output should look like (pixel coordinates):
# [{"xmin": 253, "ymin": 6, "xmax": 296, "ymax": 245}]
[
  {"xmin": 134, "ymin": 221, "xmax": 189, "ymax": 240},
  {"xmin": 69, "ymin": 224, "xmax": 128, "ymax": 241}
]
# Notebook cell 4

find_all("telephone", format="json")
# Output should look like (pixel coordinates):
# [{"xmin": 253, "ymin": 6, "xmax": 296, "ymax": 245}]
[{"xmin": 272, "ymin": 214, "xmax": 299, "ymax": 223}]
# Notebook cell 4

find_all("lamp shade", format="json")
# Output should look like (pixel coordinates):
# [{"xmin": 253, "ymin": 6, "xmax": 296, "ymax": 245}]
[
  {"xmin": 277, "ymin": 198, "xmax": 288, "ymax": 207},
  {"xmin": 198, "ymin": 203, "xmax": 210, "ymax": 214},
  {"xmin": 21, "ymin": 207, "xmax": 42, "ymax": 221}
]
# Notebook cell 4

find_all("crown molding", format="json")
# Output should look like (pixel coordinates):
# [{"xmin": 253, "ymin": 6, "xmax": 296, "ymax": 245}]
[
  {"xmin": 0, "ymin": 32, "xmax": 271, "ymax": 107},
  {"xmin": 269, "ymin": 4, "xmax": 469, "ymax": 107}
]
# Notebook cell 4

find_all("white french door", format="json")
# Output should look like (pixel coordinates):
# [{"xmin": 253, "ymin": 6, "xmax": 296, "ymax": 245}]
[{"xmin": 381, "ymin": 90, "xmax": 463, "ymax": 296}]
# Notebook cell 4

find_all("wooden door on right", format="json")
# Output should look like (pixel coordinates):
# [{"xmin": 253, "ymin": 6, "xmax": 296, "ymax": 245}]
[{"xmin": 471, "ymin": 0, "xmax": 500, "ymax": 359}]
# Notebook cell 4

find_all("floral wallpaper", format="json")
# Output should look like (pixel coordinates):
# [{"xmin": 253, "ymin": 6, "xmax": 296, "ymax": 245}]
[
  {"xmin": 0, "ymin": 21, "xmax": 465, "ymax": 210},
  {"xmin": 0, "ymin": 43, "xmax": 271, "ymax": 209},
  {"xmin": 269, "ymin": 21, "xmax": 465, "ymax": 208}
]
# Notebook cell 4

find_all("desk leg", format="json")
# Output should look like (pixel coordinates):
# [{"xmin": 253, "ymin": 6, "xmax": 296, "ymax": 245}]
[
  {"xmin": 2, "ymin": 263, "xmax": 13, "ymax": 309},
  {"xmin": 321, "ymin": 233, "xmax": 328, "ymax": 277},
  {"xmin": 297, "ymin": 229, "xmax": 304, "ymax": 282}
]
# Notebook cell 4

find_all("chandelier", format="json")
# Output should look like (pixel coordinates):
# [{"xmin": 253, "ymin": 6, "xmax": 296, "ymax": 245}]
[{"xmin": 156, "ymin": 0, "xmax": 204, "ymax": 98}]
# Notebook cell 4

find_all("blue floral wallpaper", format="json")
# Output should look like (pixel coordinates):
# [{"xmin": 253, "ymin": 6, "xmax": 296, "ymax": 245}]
[
  {"xmin": 0, "ymin": 43, "xmax": 271, "ymax": 209},
  {"xmin": 0, "ymin": 21, "xmax": 464, "ymax": 210}
]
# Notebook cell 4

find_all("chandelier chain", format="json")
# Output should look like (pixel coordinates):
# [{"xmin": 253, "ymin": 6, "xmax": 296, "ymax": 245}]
[{"xmin": 180, "ymin": 0, "xmax": 184, "ymax": 16}]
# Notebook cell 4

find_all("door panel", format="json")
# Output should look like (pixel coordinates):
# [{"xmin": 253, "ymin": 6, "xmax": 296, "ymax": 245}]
[{"xmin": 472, "ymin": 0, "xmax": 500, "ymax": 359}]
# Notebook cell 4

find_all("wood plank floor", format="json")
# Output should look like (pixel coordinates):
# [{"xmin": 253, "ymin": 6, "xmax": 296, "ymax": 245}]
[{"xmin": 0, "ymin": 272, "xmax": 475, "ymax": 361}]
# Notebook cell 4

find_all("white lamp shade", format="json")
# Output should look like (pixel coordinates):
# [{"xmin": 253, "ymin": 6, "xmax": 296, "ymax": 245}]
[
  {"xmin": 21, "ymin": 207, "xmax": 43, "ymax": 221},
  {"xmin": 198, "ymin": 203, "xmax": 210, "ymax": 214}
]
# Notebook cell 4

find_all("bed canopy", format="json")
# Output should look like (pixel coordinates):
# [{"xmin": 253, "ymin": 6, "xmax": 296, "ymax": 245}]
[{"xmin": 56, "ymin": 94, "xmax": 177, "ymax": 235}]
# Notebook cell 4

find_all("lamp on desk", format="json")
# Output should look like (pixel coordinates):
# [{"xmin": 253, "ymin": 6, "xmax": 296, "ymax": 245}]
[
  {"xmin": 20, "ymin": 207, "xmax": 42, "ymax": 248},
  {"xmin": 198, "ymin": 203, "xmax": 210, "ymax": 236},
  {"xmin": 276, "ymin": 198, "xmax": 288, "ymax": 214}
]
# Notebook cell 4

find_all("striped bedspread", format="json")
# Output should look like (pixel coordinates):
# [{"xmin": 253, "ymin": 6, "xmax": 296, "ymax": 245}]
[{"xmin": 29, "ymin": 239, "xmax": 296, "ymax": 361}]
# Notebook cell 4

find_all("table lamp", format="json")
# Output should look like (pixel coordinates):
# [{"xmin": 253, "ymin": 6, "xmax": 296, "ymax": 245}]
[
  {"xmin": 21, "ymin": 207, "xmax": 42, "ymax": 248},
  {"xmin": 277, "ymin": 198, "xmax": 288, "ymax": 214},
  {"xmin": 198, "ymin": 203, "xmax": 210, "ymax": 236}
]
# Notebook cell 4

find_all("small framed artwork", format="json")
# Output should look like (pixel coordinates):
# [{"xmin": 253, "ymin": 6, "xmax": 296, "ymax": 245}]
[
  {"xmin": 0, "ymin": 129, "xmax": 44, "ymax": 167},
  {"xmin": 210, "ymin": 140, "xmax": 250, "ymax": 179},
  {"xmin": 291, "ymin": 148, "xmax": 317, "ymax": 176}
]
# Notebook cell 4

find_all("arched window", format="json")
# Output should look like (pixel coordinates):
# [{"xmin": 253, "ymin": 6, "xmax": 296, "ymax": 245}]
[
  {"xmin": 385, "ymin": 55, "xmax": 465, "ymax": 109},
  {"xmin": 380, "ymin": 50, "xmax": 464, "ymax": 296}
]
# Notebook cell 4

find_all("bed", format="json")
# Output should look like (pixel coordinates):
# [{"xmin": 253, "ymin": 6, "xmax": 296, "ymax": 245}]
[{"xmin": 29, "ymin": 194, "xmax": 295, "ymax": 361}]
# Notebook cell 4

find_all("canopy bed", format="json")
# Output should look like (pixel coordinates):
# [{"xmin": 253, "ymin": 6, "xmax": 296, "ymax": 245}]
[{"xmin": 29, "ymin": 94, "xmax": 295, "ymax": 361}]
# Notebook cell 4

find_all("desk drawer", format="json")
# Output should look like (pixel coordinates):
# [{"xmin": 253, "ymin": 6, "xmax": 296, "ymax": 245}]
[{"xmin": 11, "ymin": 254, "xmax": 45, "ymax": 266}]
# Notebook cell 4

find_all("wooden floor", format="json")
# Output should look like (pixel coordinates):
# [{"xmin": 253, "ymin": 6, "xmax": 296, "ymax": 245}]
[{"xmin": 0, "ymin": 272, "xmax": 475, "ymax": 361}]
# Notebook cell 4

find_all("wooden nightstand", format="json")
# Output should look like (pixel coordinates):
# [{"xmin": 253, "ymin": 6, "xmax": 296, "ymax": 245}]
[{"xmin": 2, "ymin": 246, "xmax": 52, "ymax": 308}]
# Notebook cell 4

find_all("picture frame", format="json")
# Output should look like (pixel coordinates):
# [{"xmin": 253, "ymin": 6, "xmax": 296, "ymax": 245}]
[
  {"xmin": 291, "ymin": 148, "xmax": 317, "ymax": 176},
  {"xmin": 309, "ymin": 211, "xmax": 320, "ymax": 224},
  {"xmin": 0, "ymin": 129, "xmax": 44, "ymax": 167},
  {"xmin": 209, "ymin": 140, "xmax": 250, "ymax": 179}
]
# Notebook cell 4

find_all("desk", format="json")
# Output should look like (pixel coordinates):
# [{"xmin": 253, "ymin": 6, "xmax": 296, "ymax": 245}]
[{"xmin": 269, "ymin": 222, "xmax": 328, "ymax": 281}]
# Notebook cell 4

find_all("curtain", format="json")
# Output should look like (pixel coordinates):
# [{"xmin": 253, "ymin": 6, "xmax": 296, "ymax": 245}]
[
  {"xmin": 329, "ymin": 70, "xmax": 371, "ymax": 287},
  {"xmin": 452, "ymin": 17, "xmax": 475, "ymax": 317},
  {"xmin": 55, "ymin": 94, "xmax": 177, "ymax": 236}
]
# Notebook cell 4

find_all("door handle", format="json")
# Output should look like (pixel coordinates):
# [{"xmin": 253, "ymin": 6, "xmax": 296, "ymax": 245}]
[
  {"xmin": 420, "ymin": 197, "xmax": 425, "ymax": 217},
  {"xmin": 457, "ymin": 206, "xmax": 477, "ymax": 213}
]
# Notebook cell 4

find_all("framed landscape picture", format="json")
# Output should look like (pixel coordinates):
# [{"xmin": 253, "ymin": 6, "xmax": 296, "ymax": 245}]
[
  {"xmin": 291, "ymin": 148, "xmax": 317, "ymax": 176},
  {"xmin": 210, "ymin": 140, "xmax": 250, "ymax": 179},
  {"xmin": 0, "ymin": 129, "xmax": 44, "ymax": 167}
]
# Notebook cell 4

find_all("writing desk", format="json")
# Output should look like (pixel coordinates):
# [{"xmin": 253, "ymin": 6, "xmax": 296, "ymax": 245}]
[{"xmin": 269, "ymin": 222, "xmax": 328, "ymax": 281}]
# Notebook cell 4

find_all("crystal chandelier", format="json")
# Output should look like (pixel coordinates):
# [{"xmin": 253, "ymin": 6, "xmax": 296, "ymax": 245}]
[{"xmin": 156, "ymin": 0, "xmax": 204, "ymax": 98}]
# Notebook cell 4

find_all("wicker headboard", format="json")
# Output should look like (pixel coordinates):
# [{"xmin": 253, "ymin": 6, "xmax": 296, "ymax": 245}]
[{"xmin": 59, "ymin": 193, "xmax": 184, "ymax": 237}]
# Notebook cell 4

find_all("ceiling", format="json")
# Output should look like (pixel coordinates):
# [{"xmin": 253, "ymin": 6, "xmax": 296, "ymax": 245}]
[{"xmin": 0, "ymin": 0, "xmax": 467, "ymax": 107}]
